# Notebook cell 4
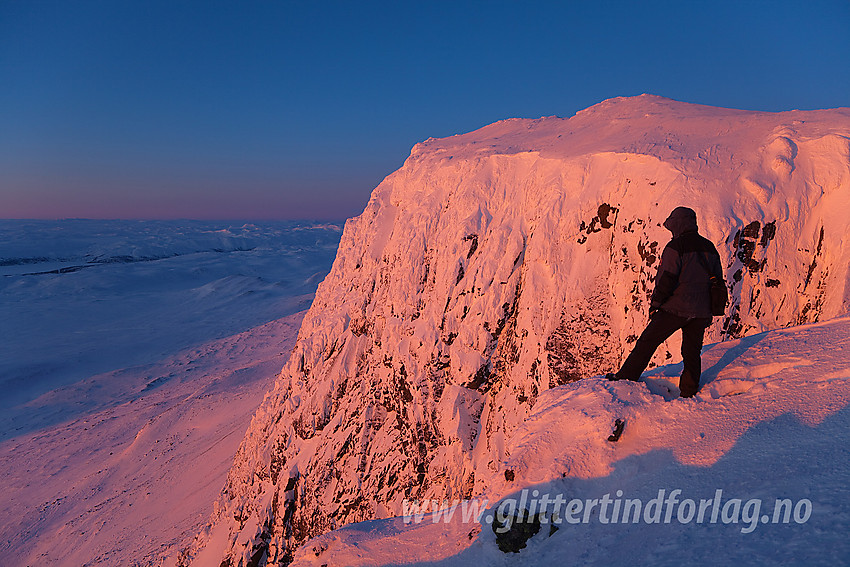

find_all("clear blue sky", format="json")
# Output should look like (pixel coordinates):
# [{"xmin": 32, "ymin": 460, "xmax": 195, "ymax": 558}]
[{"xmin": 2, "ymin": 0, "xmax": 848, "ymax": 220}]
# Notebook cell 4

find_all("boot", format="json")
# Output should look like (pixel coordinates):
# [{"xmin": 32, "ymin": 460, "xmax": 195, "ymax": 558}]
[{"xmin": 679, "ymin": 369, "xmax": 699, "ymax": 398}]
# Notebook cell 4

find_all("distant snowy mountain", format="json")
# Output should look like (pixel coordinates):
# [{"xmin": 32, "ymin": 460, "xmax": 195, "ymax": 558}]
[{"xmin": 184, "ymin": 95, "xmax": 850, "ymax": 565}]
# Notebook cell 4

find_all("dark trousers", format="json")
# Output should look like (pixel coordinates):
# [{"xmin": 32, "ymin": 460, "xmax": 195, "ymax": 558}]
[{"xmin": 616, "ymin": 310, "xmax": 712, "ymax": 396}]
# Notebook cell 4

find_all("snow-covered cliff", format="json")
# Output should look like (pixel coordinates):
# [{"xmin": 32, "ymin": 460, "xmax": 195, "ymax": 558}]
[
  {"xmin": 185, "ymin": 95, "xmax": 850, "ymax": 565},
  {"xmin": 287, "ymin": 316, "xmax": 850, "ymax": 567}
]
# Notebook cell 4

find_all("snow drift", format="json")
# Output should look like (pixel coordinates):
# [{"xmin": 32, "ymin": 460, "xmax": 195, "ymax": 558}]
[
  {"xmin": 288, "ymin": 316, "xmax": 850, "ymax": 566},
  {"xmin": 185, "ymin": 95, "xmax": 850, "ymax": 565}
]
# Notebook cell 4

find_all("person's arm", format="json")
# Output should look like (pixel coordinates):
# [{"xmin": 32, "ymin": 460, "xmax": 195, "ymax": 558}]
[
  {"xmin": 650, "ymin": 243, "xmax": 681, "ymax": 311},
  {"xmin": 710, "ymin": 249, "xmax": 724, "ymax": 280}
]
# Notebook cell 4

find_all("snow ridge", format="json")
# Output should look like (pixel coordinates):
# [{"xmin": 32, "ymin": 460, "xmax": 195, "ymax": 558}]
[{"xmin": 185, "ymin": 96, "xmax": 850, "ymax": 565}]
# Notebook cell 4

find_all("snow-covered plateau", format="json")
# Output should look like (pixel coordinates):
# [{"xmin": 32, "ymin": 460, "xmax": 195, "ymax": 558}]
[
  {"xmin": 183, "ymin": 95, "xmax": 850, "ymax": 566},
  {"xmin": 0, "ymin": 220, "xmax": 342, "ymax": 565}
]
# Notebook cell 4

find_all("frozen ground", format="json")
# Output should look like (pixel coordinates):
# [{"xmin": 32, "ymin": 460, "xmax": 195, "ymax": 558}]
[
  {"xmin": 291, "ymin": 316, "xmax": 850, "ymax": 566},
  {"xmin": 0, "ymin": 219, "xmax": 341, "ymax": 565}
]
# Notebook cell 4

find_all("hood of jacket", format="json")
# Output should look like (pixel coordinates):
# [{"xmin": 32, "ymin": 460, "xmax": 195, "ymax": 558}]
[{"xmin": 663, "ymin": 206, "xmax": 699, "ymax": 237}]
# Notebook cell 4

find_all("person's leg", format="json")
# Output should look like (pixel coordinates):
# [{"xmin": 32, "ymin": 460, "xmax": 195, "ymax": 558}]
[
  {"xmin": 679, "ymin": 317, "xmax": 712, "ymax": 397},
  {"xmin": 615, "ymin": 310, "xmax": 684, "ymax": 381}
]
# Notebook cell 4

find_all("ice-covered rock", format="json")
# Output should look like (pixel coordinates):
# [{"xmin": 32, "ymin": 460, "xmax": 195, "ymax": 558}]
[{"xmin": 185, "ymin": 95, "xmax": 850, "ymax": 565}]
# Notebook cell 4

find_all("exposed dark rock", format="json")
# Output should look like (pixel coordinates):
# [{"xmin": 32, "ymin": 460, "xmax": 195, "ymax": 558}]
[
  {"xmin": 637, "ymin": 239, "xmax": 659, "ymax": 267},
  {"xmin": 580, "ymin": 203, "xmax": 620, "ymax": 236},
  {"xmin": 546, "ymin": 329, "xmax": 581, "ymax": 386},
  {"xmin": 741, "ymin": 220, "xmax": 761, "ymax": 239},
  {"xmin": 466, "ymin": 364, "xmax": 494, "ymax": 391},
  {"xmin": 760, "ymin": 221, "xmax": 776, "ymax": 246},
  {"xmin": 492, "ymin": 511, "xmax": 545, "ymax": 553},
  {"xmin": 803, "ymin": 227, "xmax": 825, "ymax": 290},
  {"xmin": 463, "ymin": 234, "xmax": 479, "ymax": 258}
]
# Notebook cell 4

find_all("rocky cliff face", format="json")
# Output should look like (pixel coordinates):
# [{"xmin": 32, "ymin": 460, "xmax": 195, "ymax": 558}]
[{"xmin": 184, "ymin": 95, "xmax": 850, "ymax": 566}]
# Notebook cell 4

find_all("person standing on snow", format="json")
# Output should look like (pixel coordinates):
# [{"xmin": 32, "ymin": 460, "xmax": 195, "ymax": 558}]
[{"xmin": 607, "ymin": 206, "xmax": 724, "ymax": 398}]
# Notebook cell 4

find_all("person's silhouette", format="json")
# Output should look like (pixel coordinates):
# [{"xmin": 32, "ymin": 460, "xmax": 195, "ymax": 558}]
[{"xmin": 608, "ymin": 207, "xmax": 724, "ymax": 398}]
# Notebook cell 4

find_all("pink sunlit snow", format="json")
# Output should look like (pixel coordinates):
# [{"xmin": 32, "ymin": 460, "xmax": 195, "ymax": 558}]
[{"xmin": 184, "ymin": 95, "xmax": 850, "ymax": 565}]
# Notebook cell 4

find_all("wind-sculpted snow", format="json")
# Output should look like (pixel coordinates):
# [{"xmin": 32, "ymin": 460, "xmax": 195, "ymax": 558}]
[
  {"xmin": 288, "ymin": 317, "xmax": 850, "ymax": 567},
  {"xmin": 186, "ymin": 95, "xmax": 850, "ymax": 565}
]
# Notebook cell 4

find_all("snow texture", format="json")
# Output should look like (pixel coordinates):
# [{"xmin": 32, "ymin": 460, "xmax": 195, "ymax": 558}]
[
  {"xmin": 0, "ymin": 221, "xmax": 341, "ymax": 566},
  {"xmin": 0, "ymin": 220, "xmax": 341, "ymax": 438},
  {"xmin": 291, "ymin": 316, "xmax": 850, "ymax": 566},
  {"xmin": 186, "ymin": 95, "xmax": 850, "ymax": 565}
]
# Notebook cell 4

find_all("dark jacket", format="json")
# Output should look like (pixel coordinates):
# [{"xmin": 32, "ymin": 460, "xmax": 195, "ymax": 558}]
[{"xmin": 651, "ymin": 207, "xmax": 723, "ymax": 319}]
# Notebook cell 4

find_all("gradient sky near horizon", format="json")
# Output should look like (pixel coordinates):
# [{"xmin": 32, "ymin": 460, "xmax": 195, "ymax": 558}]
[{"xmin": 2, "ymin": 1, "xmax": 849, "ymax": 220}]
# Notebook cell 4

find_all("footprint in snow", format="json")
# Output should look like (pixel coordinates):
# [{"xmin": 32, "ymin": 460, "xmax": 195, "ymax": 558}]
[
  {"xmin": 708, "ymin": 379, "xmax": 756, "ymax": 398},
  {"xmin": 641, "ymin": 376, "xmax": 679, "ymax": 401}
]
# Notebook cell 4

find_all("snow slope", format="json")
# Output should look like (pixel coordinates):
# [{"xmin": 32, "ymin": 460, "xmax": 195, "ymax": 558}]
[
  {"xmin": 0, "ymin": 221, "xmax": 341, "ymax": 565},
  {"xmin": 185, "ymin": 95, "xmax": 850, "ymax": 565},
  {"xmin": 0, "ymin": 313, "xmax": 302, "ymax": 566},
  {"xmin": 290, "ymin": 316, "xmax": 850, "ymax": 566}
]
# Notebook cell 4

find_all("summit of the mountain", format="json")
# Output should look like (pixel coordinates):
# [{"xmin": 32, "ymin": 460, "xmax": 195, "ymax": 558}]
[
  {"xmin": 184, "ymin": 96, "xmax": 850, "ymax": 566},
  {"xmin": 412, "ymin": 94, "xmax": 850, "ymax": 166}
]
